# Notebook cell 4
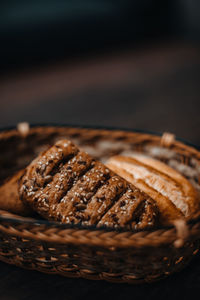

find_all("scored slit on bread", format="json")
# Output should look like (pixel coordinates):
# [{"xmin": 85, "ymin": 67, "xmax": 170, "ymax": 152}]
[{"xmin": 19, "ymin": 140, "xmax": 160, "ymax": 230}]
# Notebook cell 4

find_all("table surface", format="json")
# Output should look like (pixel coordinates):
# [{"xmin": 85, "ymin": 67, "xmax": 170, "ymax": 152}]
[{"xmin": 1, "ymin": 41, "xmax": 200, "ymax": 300}]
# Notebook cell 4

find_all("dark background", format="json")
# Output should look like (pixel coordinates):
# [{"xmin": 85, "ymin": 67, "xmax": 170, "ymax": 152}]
[
  {"xmin": 1, "ymin": 0, "xmax": 200, "ymax": 144},
  {"xmin": 0, "ymin": 1, "xmax": 200, "ymax": 299}
]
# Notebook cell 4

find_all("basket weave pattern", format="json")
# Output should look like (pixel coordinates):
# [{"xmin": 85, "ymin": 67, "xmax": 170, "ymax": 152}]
[{"xmin": 0, "ymin": 126, "xmax": 200, "ymax": 283}]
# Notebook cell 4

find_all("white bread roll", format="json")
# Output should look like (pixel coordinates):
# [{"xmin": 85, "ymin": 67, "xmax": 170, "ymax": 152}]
[{"xmin": 106, "ymin": 153, "xmax": 199, "ymax": 224}]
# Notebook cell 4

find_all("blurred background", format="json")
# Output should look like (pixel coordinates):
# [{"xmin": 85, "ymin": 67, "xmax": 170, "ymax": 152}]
[{"xmin": 1, "ymin": 0, "xmax": 200, "ymax": 144}]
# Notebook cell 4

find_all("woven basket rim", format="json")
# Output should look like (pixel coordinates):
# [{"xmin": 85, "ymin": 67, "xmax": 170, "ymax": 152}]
[
  {"xmin": 1, "ymin": 123, "xmax": 200, "ymax": 248},
  {"xmin": 1, "ymin": 122, "xmax": 200, "ymax": 149}
]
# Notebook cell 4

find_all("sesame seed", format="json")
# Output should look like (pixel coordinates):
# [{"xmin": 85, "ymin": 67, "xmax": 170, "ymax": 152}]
[{"xmin": 27, "ymin": 191, "xmax": 35, "ymax": 196}]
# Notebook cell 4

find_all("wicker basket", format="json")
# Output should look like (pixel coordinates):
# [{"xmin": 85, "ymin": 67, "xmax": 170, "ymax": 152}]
[{"xmin": 0, "ymin": 125, "xmax": 200, "ymax": 284}]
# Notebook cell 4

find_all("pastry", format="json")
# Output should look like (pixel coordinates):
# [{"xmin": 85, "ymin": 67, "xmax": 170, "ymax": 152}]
[
  {"xmin": 19, "ymin": 140, "xmax": 159, "ymax": 230},
  {"xmin": 106, "ymin": 153, "xmax": 200, "ymax": 224},
  {"xmin": 0, "ymin": 170, "xmax": 32, "ymax": 216}
]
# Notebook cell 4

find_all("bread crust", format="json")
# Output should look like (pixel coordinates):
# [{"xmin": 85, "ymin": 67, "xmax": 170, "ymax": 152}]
[
  {"xmin": 0, "ymin": 170, "xmax": 31, "ymax": 215},
  {"xmin": 19, "ymin": 140, "xmax": 160, "ymax": 229},
  {"xmin": 107, "ymin": 154, "xmax": 200, "ymax": 224}
]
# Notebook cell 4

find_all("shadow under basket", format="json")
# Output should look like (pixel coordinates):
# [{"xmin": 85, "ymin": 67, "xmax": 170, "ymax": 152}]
[{"xmin": 1, "ymin": 125, "xmax": 200, "ymax": 284}]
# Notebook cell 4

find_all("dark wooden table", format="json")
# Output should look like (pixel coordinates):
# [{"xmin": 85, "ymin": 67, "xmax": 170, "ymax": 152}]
[{"xmin": 0, "ymin": 41, "xmax": 200, "ymax": 299}]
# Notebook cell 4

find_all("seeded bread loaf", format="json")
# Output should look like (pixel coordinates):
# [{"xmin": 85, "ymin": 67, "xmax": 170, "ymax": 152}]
[{"xmin": 19, "ymin": 140, "xmax": 159, "ymax": 230}]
